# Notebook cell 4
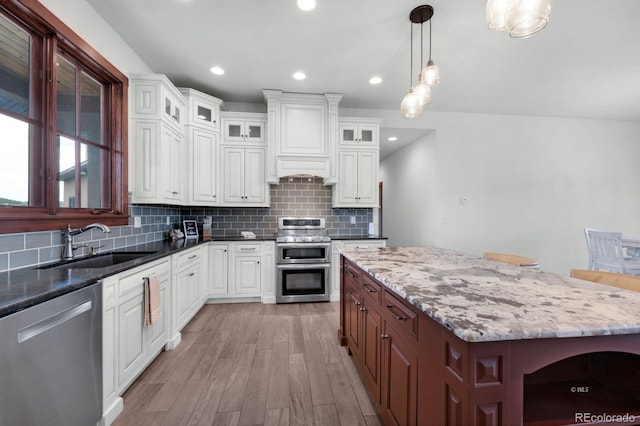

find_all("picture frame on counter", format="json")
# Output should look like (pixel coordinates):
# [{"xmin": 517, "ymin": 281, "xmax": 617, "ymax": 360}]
[{"xmin": 183, "ymin": 220, "xmax": 199, "ymax": 240}]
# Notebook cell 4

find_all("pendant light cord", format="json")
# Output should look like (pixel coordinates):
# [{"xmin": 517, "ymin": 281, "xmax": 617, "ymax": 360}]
[
  {"xmin": 409, "ymin": 22, "xmax": 413, "ymax": 87},
  {"xmin": 428, "ymin": 18, "xmax": 433, "ymax": 62}
]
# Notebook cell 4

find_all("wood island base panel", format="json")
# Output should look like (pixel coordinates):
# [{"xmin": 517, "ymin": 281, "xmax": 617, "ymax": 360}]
[{"xmin": 338, "ymin": 247, "xmax": 640, "ymax": 426}]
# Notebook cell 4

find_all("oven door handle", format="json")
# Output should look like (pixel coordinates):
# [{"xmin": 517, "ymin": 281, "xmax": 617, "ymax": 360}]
[
  {"xmin": 276, "ymin": 242, "xmax": 331, "ymax": 249},
  {"xmin": 277, "ymin": 263, "xmax": 331, "ymax": 270}
]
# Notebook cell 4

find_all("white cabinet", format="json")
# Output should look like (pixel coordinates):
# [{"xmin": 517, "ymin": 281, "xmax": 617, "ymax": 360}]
[
  {"xmin": 130, "ymin": 74, "xmax": 186, "ymax": 205},
  {"xmin": 188, "ymin": 127, "xmax": 219, "ymax": 205},
  {"xmin": 222, "ymin": 147, "xmax": 267, "ymax": 205},
  {"xmin": 207, "ymin": 241, "xmax": 268, "ymax": 301},
  {"xmin": 102, "ymin": 258, "xmax": 170, "ymax": 424},
  {"xmin": 222, "ymin": 115, "xmax": 265, "ymax": 143},
  {"xmin": 330, "ymin": 239, "xmax": 386, "ymax": 301},
  {"xmin": 208, "ymin": 244, "xmax": 229, "ymax": 296},
  {"xmin": 179, "ymin": 87, "xmax": 221, "ymax": 132},
  {"xmin": 180, "ymin": 88, "xmax": 223, "ymax": 207},
  {"xmin": 171, "ymin": 246, "xmax": 205, "ymax": 342},
  {"xmin": 339, "ymin": 121, "xmax": 379, "ymax": 148},
  {"xmin": 333, "ymin": 150, "xmax": 379, "ymax": 207},
  {"xmin": 160, "ymin": 125, "xmax": 184, "ymax": 202},
  {"xmin": 233, "ymin": 243, "xmax": 262, "ymax": 296}
]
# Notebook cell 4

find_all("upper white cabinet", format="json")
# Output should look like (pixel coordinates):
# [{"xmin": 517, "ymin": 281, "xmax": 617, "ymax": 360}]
[
  {"xmin": 188, "ymin": 128, "xmax": 219, "ymax": 205},
  {"xmin": 222, "ymin": 113, "xmax": 265, "ymax": 143},
  {"xmin": 179, "ymin": 87, "xmax": 222, "ymax": 132},
  {"xmin": 130, "ymin": 74, "xmax": 186, "ymax": 205},
  {"xmin": 338, "ymin": 118, "xmax": 380, "ymax": 148},
  {"xmin": 333, "ymin": 150, "xmax": 379, "ymax": 207},
  {"xmin": 180, "ymin": 88, "xmax": 223, "ymax": 207},
  {"xmin": 222, "ymin": 147, "xmax": 267, "ymax": 205},
  {"xmin": 220, "ymin": 112, "xmax": 268, "ymax": 207}
]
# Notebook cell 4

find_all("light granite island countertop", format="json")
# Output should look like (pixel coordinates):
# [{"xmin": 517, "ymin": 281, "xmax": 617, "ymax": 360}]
[{"xmin": 340, "ymin": 246, "xmax": 640, "ymax": 343}]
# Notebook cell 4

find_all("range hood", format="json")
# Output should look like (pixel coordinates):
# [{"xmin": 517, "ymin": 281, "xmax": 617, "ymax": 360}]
[{"xmin": 263, "ymin": 90, "xmax": 343, "ymax": 185}]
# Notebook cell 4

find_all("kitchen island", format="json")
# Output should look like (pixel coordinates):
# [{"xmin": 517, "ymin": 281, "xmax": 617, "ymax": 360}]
[{"xmin": 339, "ymin": 246, "xmax": 640, "ymax": 426}]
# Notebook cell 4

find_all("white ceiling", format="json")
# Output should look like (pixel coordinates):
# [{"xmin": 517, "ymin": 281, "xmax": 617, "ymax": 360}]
[{"xmin": 86, "ymin": 0, "xmax": 640, "ymax": 156}]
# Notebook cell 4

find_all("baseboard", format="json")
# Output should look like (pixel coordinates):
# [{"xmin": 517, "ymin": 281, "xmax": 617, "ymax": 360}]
[
  {"xmin": 99, "ymin": 397, "xmax": 123, "ymax": 426},
  {"xmin": 165, "ymin": 332, "xmax": 181, "ymax": 351},
  {"xmin": 205, "ymin": 297, "xmax": 261, "ymax": 304}
]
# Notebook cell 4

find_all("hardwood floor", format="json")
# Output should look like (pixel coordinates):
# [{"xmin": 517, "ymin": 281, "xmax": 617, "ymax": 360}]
[{"xmin": 114, "ymin": 302, "xmax": 381, "ymax": 426}]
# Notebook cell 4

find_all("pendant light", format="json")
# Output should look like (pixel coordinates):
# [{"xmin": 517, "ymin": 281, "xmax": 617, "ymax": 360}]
[
  {"xmin": 401, "ymin": 5, "xmax": 439, "ymax": 118},
  {"xmin": 400, "ymin": 18, "xmax": 423, "ymax": 118},
  {"xmin": 486, "ymin": 0, "xmax": 553, "ymax": 38},
  {"xmin": 413, "ymin": 10, "xmax": 431, "ymax": 106}
]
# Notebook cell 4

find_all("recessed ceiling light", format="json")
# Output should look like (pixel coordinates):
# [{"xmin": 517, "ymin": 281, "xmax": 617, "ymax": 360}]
[
  {"xmin": 293, "ymin": 71, "xmax": 306, "ymax": 80},
  {"xmin": 369, "ymin": 76, "xmax": 383, "ymax": 85},
  {"xmin": 388, "ymin": 136, "xmax": 398, "ymax": 142},
  {"xmin": 210, "ymin": 66, "xmax": 225, "ymax": 75},
  {"xmin": 297, "ymin": 0, "xmax": 316, "ymax": 11}
]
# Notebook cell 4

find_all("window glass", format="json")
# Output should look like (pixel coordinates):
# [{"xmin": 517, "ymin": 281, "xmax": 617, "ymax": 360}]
[
  {"xmin": 0, "ymin": 14, "xmax": 30, "ymax": 117},
  {"xmin": 57, "ymin": 135, "xmax": 76, "ymax": 207},
  {"xmin": 56, "ymin": 56, "xmax": 77, "ymax": 136},
  {"xmin": 81, "ymin": 143, "xmax": 109, "ymax": 208},
  {"xmin": 80, "ymin": 72, "xmax": 102, "ymax": 145},
  {"xmin": 0, "ymin": 115, "xmax": 29, "ymax": 206}
]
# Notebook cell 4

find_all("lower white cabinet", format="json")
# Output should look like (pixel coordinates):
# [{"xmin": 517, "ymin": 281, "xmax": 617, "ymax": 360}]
[
  {"xmin": 170, "ymin": 245, "xmax": 206, "ymax": 347},
  {"xmin": 102, "ymin": 257, "xmax": 170, "ymax": 426},
  {"xmin": 207, "ymin": 241, "xmax": 274, "ymax": 301},
  {"xmin": 330, "ymin": 239, "xmax": 386, "ymax": 301}
]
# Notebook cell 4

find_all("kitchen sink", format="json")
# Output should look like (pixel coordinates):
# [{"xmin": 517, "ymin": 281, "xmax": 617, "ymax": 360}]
[{"xmin": 38, "ymin": 251, "xmax": 157, "ymax": 270}]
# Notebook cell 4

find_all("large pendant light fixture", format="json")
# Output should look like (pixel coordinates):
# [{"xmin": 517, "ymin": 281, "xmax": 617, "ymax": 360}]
[
  {"xmin": 486, "ymin": 0, "xmax": 553, "ymax": 38},
  {"xmin": 400, "ymin": 5, "xmax": 439, "ymax": 119}
]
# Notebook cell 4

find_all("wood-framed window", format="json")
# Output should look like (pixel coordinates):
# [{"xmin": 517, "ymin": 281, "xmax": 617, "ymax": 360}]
[{"xmin": 0, "ymin": 0, "xmax": 128, "ymax": 234}]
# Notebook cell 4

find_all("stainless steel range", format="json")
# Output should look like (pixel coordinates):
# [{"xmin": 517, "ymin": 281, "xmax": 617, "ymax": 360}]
[{"xmin": 276, "ymin": 217, "xmax": 331, "ymax": 303}]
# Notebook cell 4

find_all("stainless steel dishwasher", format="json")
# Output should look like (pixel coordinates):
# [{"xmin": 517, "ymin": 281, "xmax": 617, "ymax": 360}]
[{"xmin": 0, "ymin": 282, "xmax": 102, "ymax": 426}]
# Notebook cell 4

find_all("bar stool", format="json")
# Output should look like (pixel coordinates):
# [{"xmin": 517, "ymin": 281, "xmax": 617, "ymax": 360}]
[
  {"xmin": 570, "ymin": 269, "xmax": 640, "ymax": 292},
  {"xmin": 483, "ymin": 252, "xmax": 539, "ymax": 269}
]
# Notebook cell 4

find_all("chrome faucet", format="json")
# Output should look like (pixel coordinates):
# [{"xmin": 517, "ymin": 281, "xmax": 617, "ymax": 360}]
[{"xmin": 62, "ymin": 223, "xmax": 111, "ymax": 260}]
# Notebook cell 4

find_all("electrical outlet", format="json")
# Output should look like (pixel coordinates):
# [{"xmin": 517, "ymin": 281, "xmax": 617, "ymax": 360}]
[
  {"xmin": 134, "ymin": 216, "xmax": 142, "ymax": 228},
  {"xmin": 350, "ymin": 216, "xmax": 356, "ymax": 225}
]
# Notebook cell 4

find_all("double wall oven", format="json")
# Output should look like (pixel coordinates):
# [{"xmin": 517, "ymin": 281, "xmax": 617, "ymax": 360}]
[{"xmin": 276, "ymin": 217, "xmax": 331, "ymax": 303}]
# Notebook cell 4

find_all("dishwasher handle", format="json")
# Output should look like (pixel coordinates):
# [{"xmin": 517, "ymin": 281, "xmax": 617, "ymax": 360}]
[{"xmin": 17, "ymin": 299, "xmax": 92, "ymax": 343}]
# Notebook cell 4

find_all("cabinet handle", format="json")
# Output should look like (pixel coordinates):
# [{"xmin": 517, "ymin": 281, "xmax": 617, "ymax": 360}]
[
  {"xmin": 354, "ymin": 301, "xmax": 361, "ymax": 306},
  {"xmin": 188, "ymin": 255, "xmax": 197, "ymax": 260},
  {"xmin": 360, "ymin": 307, "xmax": 366, "ymax": 312},
  {"xmin": 172, "ymin": 115, "xmax": 178, "ymax": 121},
  {"xmin": 362, "ymin": 283, "xmax": 376, "ymax": 293},
  {"xmin": 172, "ymin": 191, "xmax": 178, "ymax": 195},
  {"xmin": 189, "ymin": 272, "xmax": 195, "ymax": 277},
  {"xmin": 381, "ymin": 334, "xmax": 389, "ymax": 340},
  {"xmin": 346, "ymin": 269, "xmax": 356, "ymax": 278},
  {"xmin": 386, "ymin": 304, "xmax": 407, "ymax": 321},
  {"xmin": 240, "ymin": 248, "xmax": 256, "ymax": 251}
]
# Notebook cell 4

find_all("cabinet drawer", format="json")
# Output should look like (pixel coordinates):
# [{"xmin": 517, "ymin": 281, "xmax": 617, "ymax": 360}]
[
  {"xmin": 343, "ymin": 241, "xmax": 386, "ymax": 249},
  {"xmin": 235, "ymin": 244, "xmax": 262, "ymax": 255},
  {"xmin": 117, "ymin": 260, "xmax": 169, "ymax": 298},
  {"xmin": 383, "ymin": 291, "xmax": 419, "ymax": 340},
  {"xmin": 344, "ymin": 261, "xmax": 361, "ymax": 284},
  {"xmin": 361, "ymin": 273, "xmax": 382, "ymax": 306},
  {"xmin": 176, "ymin": 247, "xmax": 202, "ymax": 268}
]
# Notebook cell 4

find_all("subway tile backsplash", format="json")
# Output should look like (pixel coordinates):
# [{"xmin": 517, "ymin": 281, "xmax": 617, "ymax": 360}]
[
  {"xmin": 181, "ymin": 177, "xmax": 373, "ymax": 239},
  {"xmin": 0, "ymin": 177, "xmax": 372, "ymax": 272}
]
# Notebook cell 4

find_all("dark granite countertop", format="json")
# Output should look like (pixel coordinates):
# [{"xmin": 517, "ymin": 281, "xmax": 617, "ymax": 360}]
[
  {"xmin": 0, "ymin": 239, "xmax": 208, "ymax": 318},
  {"xmin": 329, "ymin": 235, "xmax": 388, "ymax": 241}
]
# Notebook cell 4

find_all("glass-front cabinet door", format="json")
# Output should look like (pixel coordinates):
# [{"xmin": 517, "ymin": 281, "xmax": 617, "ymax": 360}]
[{"xmin": 224, "ymin": 120, "xmax": 264, "ymax": 143}]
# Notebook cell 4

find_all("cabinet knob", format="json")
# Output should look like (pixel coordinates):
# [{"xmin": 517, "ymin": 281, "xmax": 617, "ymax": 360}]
[
  {"xmin": 189, "ymin": 272, "xmax": 195, "ymax": 277},
  {"xmin": 257, "ymin": 261, "xmax": 260, "ymax": 264},
  {"xmin": 381, "ymin": 334, "xmax": 389, "ymax": 340},
  {"xmin": 360, "ymin": 307, "xmax": 366, "ymax": 312},
  {"xmin": 355, "ymin": 301, "xmax": 361, "ymax": 306}
]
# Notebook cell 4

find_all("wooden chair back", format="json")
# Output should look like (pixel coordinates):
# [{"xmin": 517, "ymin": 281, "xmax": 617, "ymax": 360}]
[
  {"xmin": 483, "ymin": 252, "xmax": 539, "ymax": 268},
  {"xmin": 570, "ymin": 269, "xmax": 640, "ymax": 292}
]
